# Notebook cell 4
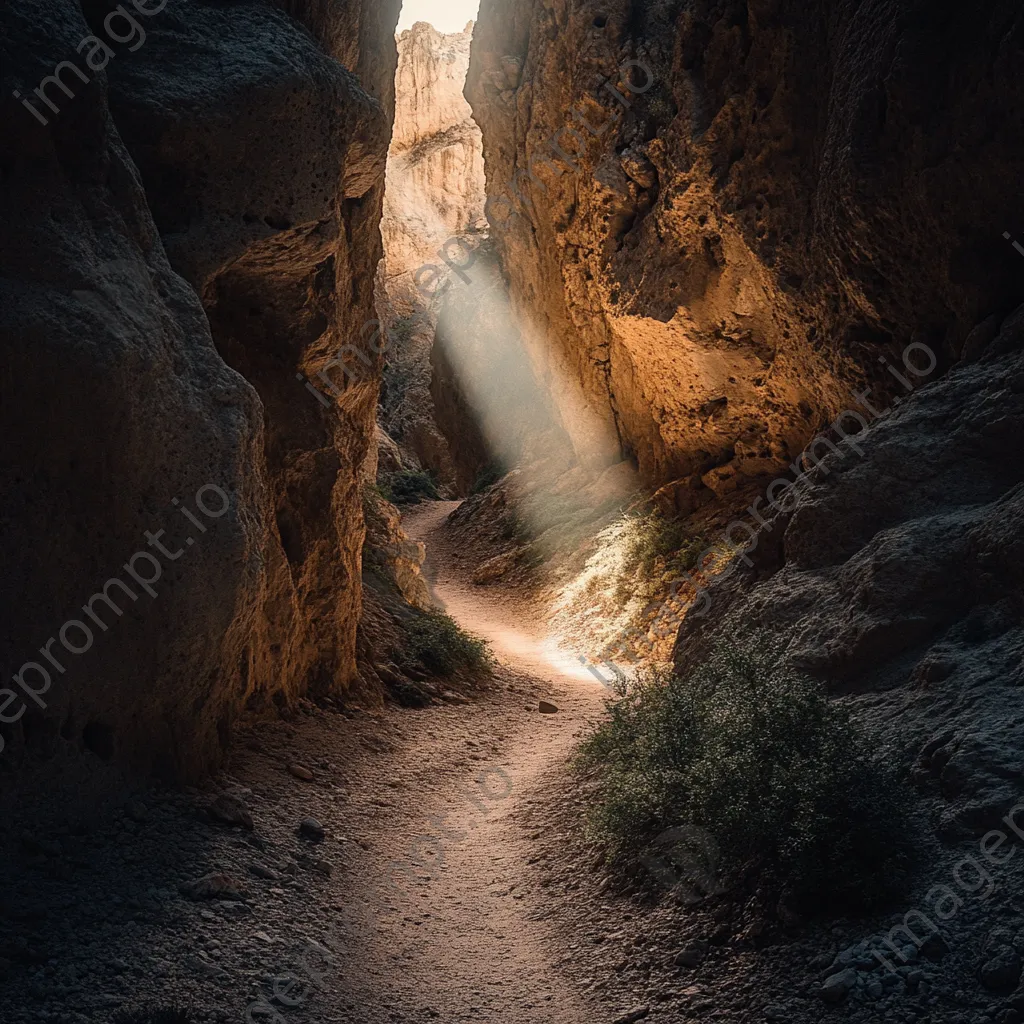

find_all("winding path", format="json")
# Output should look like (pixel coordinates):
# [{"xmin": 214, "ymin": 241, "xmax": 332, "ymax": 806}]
[{"xmin": 330, "ymin": 500, "xmax": 608, "ymax": 1023}]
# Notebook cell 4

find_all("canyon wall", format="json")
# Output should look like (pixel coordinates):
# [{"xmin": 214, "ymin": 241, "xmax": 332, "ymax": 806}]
[
  {"xmin": 468, "ymin": 0, "xmax": 1024, "ymax": 496},
  {"xmin": 0, "ymin": 0, "xmax": 401, "ymax": 792},
  {"xmin": 377, "ymin": 20, "xmax": 487, "ymax": 491},
  {"xmin": 467, "ymin": 0, "xmax": 1024, "ymax": 842}
]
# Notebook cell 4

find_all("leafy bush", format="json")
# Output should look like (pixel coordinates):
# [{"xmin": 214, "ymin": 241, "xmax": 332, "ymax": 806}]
[
  {"xmin": 577, "ymin": 636, "xmax": 914, "ymax": 912},
  {"xmin": 403, "ymin": 610, "xmax": 490, "ymax": 676},
  {"xmin": 382, "ymin": 469, "xmax": 439, "ymax": 505}
]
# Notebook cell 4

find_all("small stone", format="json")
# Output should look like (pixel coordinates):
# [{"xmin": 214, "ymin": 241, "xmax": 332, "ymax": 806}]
[
  {"xmin": 821, "ymin": 968, "xmax": 858, "ymax": 1003},
  {"xmin": 538, "ymin": 700, "xmax": 559, "ymax": 714},
  {"xmin": 865, "ymin": 979, "xmax": 883, "ymax": 999},
  {"xmin": 981, "ymin": 948, "xmax": 1023, "ymax": 991},
  {"xmin": 298, "ymin": 817, "xmax": 325, "ymax": 842},
  {"xmin": 248, "ymin": 862, "xmax": 280, "ymax": 881},
  {"xmin": 179, "ymin": 872, "xmax": 245, "ymax": 901},
  {"xmin": 613, "ymin": 1008, "xmax": 649, "ymax": 1024},
  {"xmin": 675, "ymin": 949, "xmax": 703, "ymax": 968},
  {"xmin": 208, "ymin": 793, "xmax": 254, "ymax": 830},
  {"xmin": 288, "ymin": 763, "xmax": 314, "ymax": 781}
]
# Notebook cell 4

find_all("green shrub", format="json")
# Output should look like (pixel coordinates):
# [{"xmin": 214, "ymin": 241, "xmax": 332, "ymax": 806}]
[
  {"xmin": 577, "ymin": 636, "xmax": 914, "ymax": 912},
  {"xmin": 403, "ymin": 610, "xmax": 490, "ymax": 676},
  {"xmin": 382, "ymin": 469, "xmax": 439, "ymax": 505},
  {"xmin": 471, "ymin": 459, "xmax": 507, "ymax": 494}
]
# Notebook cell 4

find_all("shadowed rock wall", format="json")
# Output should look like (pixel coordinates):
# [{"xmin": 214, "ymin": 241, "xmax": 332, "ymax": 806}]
[{"xmin": 0, "ymin": 0, "xmax": 401, "ymax": 792}]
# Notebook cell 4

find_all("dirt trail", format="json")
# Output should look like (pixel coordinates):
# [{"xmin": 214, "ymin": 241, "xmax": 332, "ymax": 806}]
[{"xmin": 328, "ymin": 499, "xmax": 609, "ymax": 1022}]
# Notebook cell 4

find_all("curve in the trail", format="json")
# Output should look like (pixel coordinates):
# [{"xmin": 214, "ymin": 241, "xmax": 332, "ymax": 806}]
[
  {"xmin": 403, "ymin": 499, "xmax": 600, "ymax": 686},
  {"xmin": 331, "ymin": 499, "xmax": 608, "ymax": 1024}
]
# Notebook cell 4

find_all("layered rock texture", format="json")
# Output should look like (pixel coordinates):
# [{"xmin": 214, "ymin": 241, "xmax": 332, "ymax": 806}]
[
  {"xmin": 0, "ymin": 0, "xmax": 401, "ymax": 790},
  {"xmin": 383, "ymin": 20, "xmax": 486, "ymax": 306},
  {"xmin": 468, "ymin": 0, "xmax": 1024, "ymax": 495},
  {"xmin": 377, "ymin": 20, "xmax": 487, "ymax": 492}
]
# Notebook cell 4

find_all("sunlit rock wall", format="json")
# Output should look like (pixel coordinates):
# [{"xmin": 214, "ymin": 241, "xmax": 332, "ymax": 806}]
[
  {"xmin": 468, "ymin": 0, "xmax": 1024, "ymax": 494},
  {"xmin": 377, "ymin": 20, "xmax": 488, "ymax": 491}
]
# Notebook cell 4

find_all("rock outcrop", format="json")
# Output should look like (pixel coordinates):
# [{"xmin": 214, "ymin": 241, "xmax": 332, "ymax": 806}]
[
  {"xmin": 466, "ymin": 0, "xmax": 1024, "ymax": 842},
  {"xmin": 378, "ymin": 20, "xmax": 487, "ymax": 492},
  {"xmin": 468, "ymin": 0, "xmax": 1024, "ymax": 493},
  {"xmin": 383, "ymin": 20, "xmax": 486, "ymax": 309},
  {"xmin": 0, "ymin": 0, "xmax": 401, "ymax": 790},
  {"xmin": 674, "ymin": 310, "xmax": 1024, "ymax": 840}
]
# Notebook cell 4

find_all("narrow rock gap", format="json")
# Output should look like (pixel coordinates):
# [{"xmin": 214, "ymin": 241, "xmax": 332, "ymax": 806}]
[{"xmin": 1, "ymin": 2, "xmax": 1022, "ymax": 1024}]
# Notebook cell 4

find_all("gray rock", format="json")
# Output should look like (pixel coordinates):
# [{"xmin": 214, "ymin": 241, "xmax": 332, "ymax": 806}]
[
  {"xmin": 298, "ymin": 817, "xmax": 326, "ymax": 842},
  {"xmin": 674, "ymin": 948, "xmax": 703, "ymax": 968},
  {"xmin": 821, "ymin": 969, "xmax": 858, "ymax": 1003},
  {"xmin": 612, "ymin": 1008, "xmax": 649, "ymax": 1024},
  {"xmin": 179, "ymin": 872, "xmax": 245, "ymax": 901},
  {"xmin": 208, "ymin": 793, "xmax": 254, "ymax": 830},
  {"xmin": 981, "ymin": 947, "xmax": 1023, "ymax": 991}
]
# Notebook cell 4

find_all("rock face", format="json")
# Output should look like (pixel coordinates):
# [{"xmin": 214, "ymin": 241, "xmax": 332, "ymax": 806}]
[
  {"xmin": 673, "ymin": 312, "xmax": 1024, "ymax": 838},
  {"xmin": 378, "ymin": 20, "xmax": 487, "ymax": 491},
  {"xmin": 465, "ymin": 0, "xmax": 1024, "ymax": 842},
  {"xmin": 0, "ymin": 0, "xmax": 401, "ymax": 789},
  {"xmin": 383, "ymin": 20, "xmax": 486, "ymax": 309},
  {"xmin": 467, "ymin": 0, "xmax": 1024, "ymax": 492}
]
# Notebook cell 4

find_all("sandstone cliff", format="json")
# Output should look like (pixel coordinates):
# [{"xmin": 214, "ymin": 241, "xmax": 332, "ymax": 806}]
[
  {"xmin": 378, "ymin": 20, "xmax": 487, "ymax": 492},
  {"xmin": 466, "ymin": 0, "xmax": 1024, "ymax": 850},
  {"xmin": 0, "ymin": 0, "xmax": 401, "ymax": 789},
  {"xmin": 468, "ymin": 0, "xmax": 1024, "ymax": 497}
]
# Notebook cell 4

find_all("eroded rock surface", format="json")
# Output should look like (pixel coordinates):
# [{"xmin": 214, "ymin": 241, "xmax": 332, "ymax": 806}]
[
  {"xmin": 674, "ymin": 312, "xmax": 1024, "ymax": 838},
  {"xmin": 377, "ymin": 20, "xmax": 487, "ymax": 491},
  {"xmin": 0, "ymin": 0, "xmax": 401, "ymax": 791},
  {"xmin": 468, "ymin": 0, "xmax": 1024, "ymax": 492}
]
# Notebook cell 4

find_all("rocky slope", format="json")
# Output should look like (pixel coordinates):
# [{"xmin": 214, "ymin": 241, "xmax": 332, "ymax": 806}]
[
  {"xmin": 674, "ymin": 311, "xmax": 1024, "ymax": 840},
  {"xmin": 0, "ymin": 0, "xmax": 401, "ymax": 794},
  {"xmin": 377, "ymin": 20, "xmax": 487, "ymax": 491},
  {"xmin": 467, "ymin": 0, "xmax": 1024, "ymax": 494}
]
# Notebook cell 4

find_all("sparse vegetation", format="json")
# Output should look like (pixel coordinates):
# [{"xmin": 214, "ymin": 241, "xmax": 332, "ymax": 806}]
[
  {"xmin": 381, "ymin": 468, "xmax": 440, "ymax": 505},
  {"xmin": 614, "ymin": 508, "xmax": 704, "ymax": 605},
  {"xmin": 402, "ymin": 609, "xmax": 490, "ymax": 676},
  {"xmin": 472, "ymin": 459, "xmax": 508, "ymax": 494},
  {"xmin": 576, "ymin": 636, "xmax": 914, "ymax": 912}
]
